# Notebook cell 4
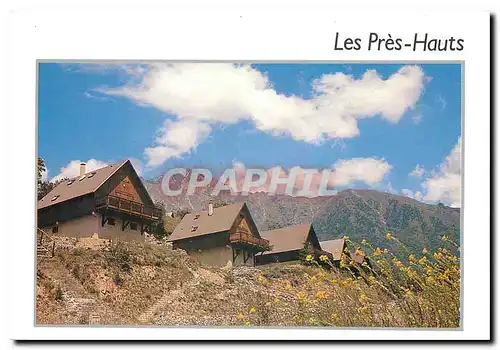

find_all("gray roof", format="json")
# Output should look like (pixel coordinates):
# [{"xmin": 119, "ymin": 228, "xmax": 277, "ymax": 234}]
[
  {"xmin": 38, "ymin": 160, "xmax": 128, "ymax": 209},
  {"xmin": 320, "ymin": 239, "xmax": 346, "ymax": 261},
  {"xmin": 259, "ymin": 223, "xmax": 313, "ymax": 255},
  {"xmin": 350, "ymin": 248, "xmax": 368, "ymax": 264},
  {"xmin": 168, "ymin": 203, "xmax": 246, "ymax": 242}
]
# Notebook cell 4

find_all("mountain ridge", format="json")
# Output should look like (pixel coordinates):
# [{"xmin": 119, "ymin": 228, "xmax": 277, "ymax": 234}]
[{"xmin": 143, "ymin": 178, "xmax": 460, "ymax": 255}]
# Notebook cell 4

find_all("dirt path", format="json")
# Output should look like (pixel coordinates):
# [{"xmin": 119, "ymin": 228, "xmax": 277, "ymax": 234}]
[
  {"xmin": 136, "ymin": 266, "xmax": 201, "ymax": 324},
  {"xmin": 37, "ymin": 258, "xmax": 122, "ymax": 324}
]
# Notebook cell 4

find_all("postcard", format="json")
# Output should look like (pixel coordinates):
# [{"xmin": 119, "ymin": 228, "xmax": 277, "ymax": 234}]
[{"xmin": 3, "ymin": 4, "xmax": 491, "ymax": 343}]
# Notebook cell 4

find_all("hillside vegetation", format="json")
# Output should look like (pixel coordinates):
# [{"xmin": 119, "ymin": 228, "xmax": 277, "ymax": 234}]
[
  {"xmin": 36, "ymin": 235, "xmax": 460, "ymax": 328},
  {"xmin": 144, "ymin": 178, "xmax": 460, "ymax": 257},
  {"xmin": 312, "ymin": 189, "xmax": 460, "ymax": 259}
]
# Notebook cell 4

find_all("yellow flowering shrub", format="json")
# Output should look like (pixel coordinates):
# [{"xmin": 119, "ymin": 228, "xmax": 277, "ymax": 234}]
[{"xmin": 234, "ymin": 234, "xmax": 459, "ymax": 328}]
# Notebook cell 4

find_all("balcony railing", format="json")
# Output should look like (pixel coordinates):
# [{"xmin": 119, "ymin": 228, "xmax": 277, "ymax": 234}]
[
  {"xmin": 95, "ymin": 195, "xmax": 162, "ymax": 220},
  {"xmin": 229, "ymin": 232, "xmax": 270, "ymax": 251}
]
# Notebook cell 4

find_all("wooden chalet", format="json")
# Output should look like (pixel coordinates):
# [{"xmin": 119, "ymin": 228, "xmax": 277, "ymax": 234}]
[
  {"xmin": 321, "ymin": 238, "xmax": 373, "ymax": 270},
  {"xmin": 319, "ymin": 238, "xmax": 346, "ymax": 267},
  {"xmin": 37, "ymin": 159, "xmax": 162, "ymax": 242},
  {"xmin": 255, "ymin": 223, "xmax": 332, "ymax": 265},
  {"xmin": 168, "ymin": 202, "xmax": 269, "ymax": 267},
  {"xmin": 349, "ymin": 247, "xmax": 373, "ymax": 271}
]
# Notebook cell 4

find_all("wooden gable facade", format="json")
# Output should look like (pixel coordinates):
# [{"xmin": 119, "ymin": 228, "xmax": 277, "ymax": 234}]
[
  {"xmin": 94, "ymin": 161, "xmax": 161, "ymax": 233},
  {"xmin": 169, "ymin": 203, "xmax": 269, "ymax": 267},
  {"xmin": 95, "ymin": 163, "xmax": 154, "ymax": 206},
  {"xmin": 227, "ymin": 204, "xmax": 266, "ymax": 265},
  {"xmin": 37, "ymin": 160, "xmax": 161, "ymax": 235},
  {"xmin": 255, "ymin": 224, "xmax": 331, "ymax": 265},
  {"xmin": 304, "ymin": 226, "xmax": 323, "ymax": 252}
]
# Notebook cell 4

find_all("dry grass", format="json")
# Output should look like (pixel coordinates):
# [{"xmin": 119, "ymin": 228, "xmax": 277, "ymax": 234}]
[
  {"xmin": 236, "ymin": 234, "xmax": 460, "ymax": 328},
  {"xmin": 36, "ymin": 235, "xmax": 460, "ymax": 328}
]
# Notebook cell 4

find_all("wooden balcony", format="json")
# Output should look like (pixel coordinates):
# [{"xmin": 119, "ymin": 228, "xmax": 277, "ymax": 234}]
[
  {"xmin": 95, "ymin": 195, "xmax": 162, "ymax": 220},
  {"xmin": 229, "ymin": 232, "xmax": 270, "ymax": 251}
]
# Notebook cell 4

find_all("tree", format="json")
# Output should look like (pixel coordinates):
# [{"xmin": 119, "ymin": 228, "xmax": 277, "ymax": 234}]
[
  {"xmin": 38, "ymin": 178, "xmax": 67, "ymax": 200},
  {"xmin": 149, "ymin": 201, "xmax": 168, "ymax": 239},
  {"xmin": 298, "ymin": 240, "xmax": 312, "ymax": 263},
  {"xmin": 38, "ymin": 182, "xmax": 54, "ymax": 200},
  {"xmin": 174, "ymin": 208, "xmax": 190, "ymax": 219},
  {"xmin": 37, "ymin": 157, "xmax": 68, "ymax": 200},
  {"xmin": 37, "ymin": 157, "xmax": 46, "ymax": 187},
  {"xmin": 37, "ymin": 157, "xmax": 53, "ymax": 200}
]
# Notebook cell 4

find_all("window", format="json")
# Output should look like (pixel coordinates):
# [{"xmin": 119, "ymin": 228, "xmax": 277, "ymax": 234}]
[
  {"xmin": 107, "ymin": 218, "xmax": 116, "ymax": 226},
  {"xmin": 191, "ymin": 225, "xmax": 198, "ymax": 232},
  {"xmin": 194, "ymin": 214, "xmax": 200, "ymax": 220},
  {"xmin": 130, "ymin": 222, "xmax": 138, "ymax": 231},
  {"xmin": 87, "ymin": 171, "xmax": 97, "ymax": 178},
  {"xmin": 67, "ymin": 180, "xmax": 74, "ymax": 186},
  {"xmin": 79, "ymin": 175, "xmax": 86, "ymax": 181},
  {"xmin": 52, "ymin": 226, "xmax": 59, "ymax": 234},
  {"xmin": 51, "ymin": 195, "xmax": 60, "ymax": 201}
]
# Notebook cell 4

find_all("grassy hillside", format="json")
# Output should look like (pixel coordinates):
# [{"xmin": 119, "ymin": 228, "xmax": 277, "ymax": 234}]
[
  {"xmin": 144, "ymin": 177, "xmax": 460, "ymax": 258},
  {"xmin": 36, "ymin": 237, "xmax": 460, "ymax": 327},
  {"xmin": 312, "ymin": 189, "xmax": 460, "ymax": 258}
]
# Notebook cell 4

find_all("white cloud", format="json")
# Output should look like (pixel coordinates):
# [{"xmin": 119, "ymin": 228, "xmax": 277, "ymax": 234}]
[
  {"xmin": 380, "ymin": 181, "xmax": 397, "ymax": 195},
  {"xmin": 412, "ymin": 113, "xmax": 423, "ymax": 125},
  {"xmin": 129, "ymin": 157, "xmax": 144, "ymax": 177},
  {"xmin": 402, "ymin": 188, "xmax": 423, "ymax": 201},
  {"xmin": 422, "ymin": 136, "xmax": 461, "ymax": 207},
  {"xmin": 329, "ymin": 158, "xmax": 392, "ymax": 187},
  {"xmin": 100, "ymin": 64, "xmax": 427, "ymax": 167},
  {"xmin": 410, "ymin": 164, "xmax": 425, "ymax": 178},
  {"xmin": 437, "ymin": 95, "xmax": 447, "ymax": 111},
  {"xmin": 51, "ymin": 159, "xmax": 109, "ymax": 182},
  {"xmin": 231, "ymin": 160, "xmax": 246, "ymax": 173},
  {"xmin": 41, "ymin": 168, "xmax": 49, "ymax": 182},
  {"xmin": 144, "ymin": 119, "xmax": 212, "ymax": 166},
  {"xmin": 231, "ymin": 157, "xmax": 392, "ymax": 196},
  {"xmin": 84, "ymin": 90, "xmax": 111, "ymax": 101},
  {"xmin": 63, "ymin": 63, "xmax": 148, "ymax": 78}
]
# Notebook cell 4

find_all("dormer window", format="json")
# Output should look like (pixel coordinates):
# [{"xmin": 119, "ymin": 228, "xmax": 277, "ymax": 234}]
[
  {"xmin": 87, "ymin": 172, "xmax": 96, "ymax": 178},
  {"xmin": 191, "ymin": 225, "xmax": 198, "ymax": 232},
  {"xmin": 51, "ymin": 195, "xmax": 60, "ymax": 202},
  {"xmin": 67, "ymin": 180, "xmax": 74, "ymax": 186},
  {"xmin": 79, "ymin": 175, "xmax": 86, "ymax": 181},
  {"xmin": 194, "ymin": 214, "xmax": 200, "ymax": 220}
]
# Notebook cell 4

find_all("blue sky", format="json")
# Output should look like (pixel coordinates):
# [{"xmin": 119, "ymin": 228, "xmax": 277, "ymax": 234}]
[{"xmin": 38, "ymin": 63, "xmax": 462, "ymax": 206}]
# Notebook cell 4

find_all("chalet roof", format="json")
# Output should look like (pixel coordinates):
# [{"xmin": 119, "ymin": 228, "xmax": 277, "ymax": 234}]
[
  {"xmin": 319, "ymin": 239, "xmax": 346, "ymax": 261},
  {"xmin": 168, "ymin": 202, "xmax": 246, "ymax": 242},
  {"xmin": 38, "ymin": 160, "xmax": 128, "ymax": 209},
  {"xmin": 350, "ymin": 248, "xmax": 368, "ymax": 264},
  {"xmin": 258, "ymin": 223, "xmax": 313, "ymax": 255}
]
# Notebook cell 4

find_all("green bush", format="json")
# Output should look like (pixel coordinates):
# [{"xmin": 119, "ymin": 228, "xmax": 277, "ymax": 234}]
[
  {"xmin": 106, "ymin": 242, "xmax": 132, "ymax": 272},
  {"xmin": 54, "ymin": 286, "xmax": 64, "ymax": 301}
]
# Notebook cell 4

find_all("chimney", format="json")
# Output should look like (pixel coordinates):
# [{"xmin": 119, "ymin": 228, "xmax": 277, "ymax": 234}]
[
  {"xmin": 79, "ymin": 162, "xmax": 86, "ymax": 178},
  {"xmin": 208, "ymin": 202, "xmax": 214, "ymax": 216}
]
